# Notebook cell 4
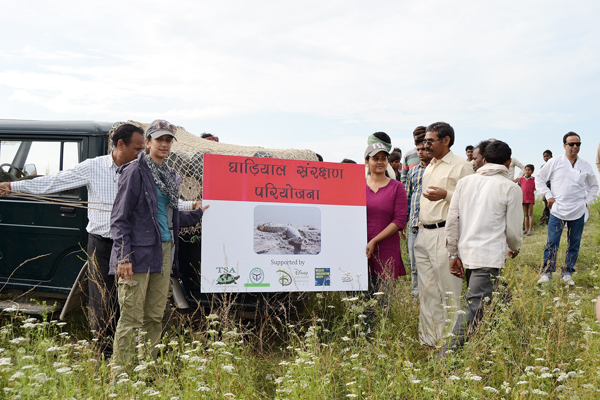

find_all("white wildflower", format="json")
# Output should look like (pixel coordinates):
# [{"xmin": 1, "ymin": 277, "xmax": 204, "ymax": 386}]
[
  {"xmin": 154, "ymin": 343, "xmax": 166, "ymax": 349},
  {"xmin": 535, "ymin": 358, "xmax": 544, "ymax": 361},
  {"xmin": 212, "ymin": 341, "xmax": 226, "ymax": 347},
  {"xmin": 516, "ymin": 381, "xmax": 528, "ymax": 385},
  {"xmin": 133, "ymin": 364, "xmax": 148, "ymax": 372},
  {"xmin": 531, "ymin": 389, "xmax": 548, "ymax": 396},
  {"xmin": 56, "ymin": 322, "xmax": 67, "ymax": 327},
  {"xmin": 32, "ymin": 373, "xmax": 49, "ymax": 383},
  {"xmin": 373, "ymin": 292, "xmax": 384, "ymax": 296},
  {"xmin": 133, "ymin": 381, "xmax": 146, "ymax": 388},
  {"xmin": 108, "ymin": 394, "xmax": 118, "ymax": 398},
  {"xmin": 404, "ymin": 360, "xmax": 413, "ymax": 368},
  {"xmin": 411, "ymin": 380, "xmax": 421, "ymax": 383},
  {"xmin": 0, "ymin": 357, "xmax": 12, "ymax": 366},
  {"xmin": 468, "ymin": 375, "xmax": 482, "ymax": 381},
  {"xmin": 117, "ymin": 378, "xmax": 131, "ymax": 384},
  {"xmin": 449, "ymin": 375, "xmax": 461, "ymax": 380},
  {"xmin": 168, "ymin": 341, "xmax": 178, "ymax": 346},
  {"xmin": 56, "ymin": 367, "xmax": 72, "ymax": 374},
  {"xmin": 222, "ymin": 365, "xmax": 235, "ymax": 373},
  {"xmin": 197, "ymin": 386, "xmax": 211, "ymax": 392},
  {"xmin": 341, "ymin": 336, "xmax": 352, "ymax": 341},
  {"xmin": 346, "ymin": 381, "xmax": 356, "ymax": 386},
  {"xmin": 9, "ymin": 371, "xmax": 25, "ymax": 381},
  {"xmin": 9, "ymin": 337, "xmax": 28, "ymax": 344},
  {"xmin": 483, "ymin": 387, "xmax": 498, "ymax": 393},
  {"xmin": 346, "ymin": 395, "xmax": 358, "ymax": 398}
]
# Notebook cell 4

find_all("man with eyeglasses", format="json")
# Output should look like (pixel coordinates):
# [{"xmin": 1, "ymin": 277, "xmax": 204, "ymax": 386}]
[
  {"xmin": 413, "ymin": 122, "xmax": 474, "ymax": 347},
  {"xmin": 535, "ymin": 132, "xmax": 598, "ymax": 285}
]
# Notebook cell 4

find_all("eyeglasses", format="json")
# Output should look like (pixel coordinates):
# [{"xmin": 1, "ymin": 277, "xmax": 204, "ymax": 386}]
[
  {"xmin": 565, "ymin": 142, "xmax": 581, "ymax": 147},
  {"xmin": 422, "ymin": 138, "xmax": 442, "ymax": 146}
]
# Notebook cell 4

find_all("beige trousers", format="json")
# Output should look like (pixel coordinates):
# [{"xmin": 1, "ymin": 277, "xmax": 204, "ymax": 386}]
[
  {"xmin": 414, "ymin": 227, "xmax": 463, "ymax": 347},
  {"xmin": 113, "ymin": 241, "xmax": 172, "ymax": 366}
]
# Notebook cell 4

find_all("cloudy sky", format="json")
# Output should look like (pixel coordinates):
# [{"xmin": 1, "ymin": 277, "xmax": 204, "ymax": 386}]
[{"xmin": 1, "ymin": 1, "xmax": 599, "ymax": 178}]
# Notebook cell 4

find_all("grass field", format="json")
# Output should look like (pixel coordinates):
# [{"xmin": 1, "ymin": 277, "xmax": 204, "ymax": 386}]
[{"xmin": 1, "ymin": 199, "xmax": 599, "ymax": 399}]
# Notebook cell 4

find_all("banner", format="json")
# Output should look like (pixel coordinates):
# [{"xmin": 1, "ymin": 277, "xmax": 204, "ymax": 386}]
[{"xmin": 200, "ymin": 154, "xmax": 368, "ymax": 292}]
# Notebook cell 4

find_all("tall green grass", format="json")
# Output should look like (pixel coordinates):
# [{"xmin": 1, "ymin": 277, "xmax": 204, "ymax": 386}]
[{"xmin": 1, "ymin": 198, "xmax": 599, "ymax": 399}]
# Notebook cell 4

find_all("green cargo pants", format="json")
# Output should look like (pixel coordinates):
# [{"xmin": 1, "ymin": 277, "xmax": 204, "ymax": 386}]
[{"xmin": 113, "ymin": 241, "xmax": 172, "ymax": 366}]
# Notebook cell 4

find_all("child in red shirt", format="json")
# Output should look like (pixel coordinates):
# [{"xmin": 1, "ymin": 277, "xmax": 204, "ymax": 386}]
[{"xmin": 518, "ymin": 164, "xmax": 536, "ymax": 235}]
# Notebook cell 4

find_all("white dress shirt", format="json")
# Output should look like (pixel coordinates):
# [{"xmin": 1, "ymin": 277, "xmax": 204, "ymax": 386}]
[
  {"xmin": 507, "ymin": 157, "xmax": 525, "ymax": 180},
  {"xmin": 445, "ymin": 164, "xmax": 523, "ymax": 269},
  {"xmin": 535, "ymin": 155, "xmax": 599, "ymax": 221},
  {"xmin": 11, "ymin": 154, "xmax": 193, "ymax": 238}
]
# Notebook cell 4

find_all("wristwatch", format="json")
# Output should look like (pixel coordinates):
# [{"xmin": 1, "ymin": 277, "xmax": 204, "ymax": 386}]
[{"xmin": 449, "ymin": 255, "xmax": 459, "ymax": 260}]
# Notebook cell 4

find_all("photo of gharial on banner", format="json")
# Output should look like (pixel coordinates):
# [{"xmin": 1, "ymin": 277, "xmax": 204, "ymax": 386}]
[{"xmin": 200, "ymin": 154, "xmax": 368, "ymax": 293}]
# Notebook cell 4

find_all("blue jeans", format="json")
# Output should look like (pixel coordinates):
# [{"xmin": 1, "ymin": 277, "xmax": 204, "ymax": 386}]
[
  {"xmin": 407, "ymin": 227, "xmax": 419, "ymax": 296},
  {"xmin": 542, "ymin": 213, "xmax": 585, "ymax": 274}
]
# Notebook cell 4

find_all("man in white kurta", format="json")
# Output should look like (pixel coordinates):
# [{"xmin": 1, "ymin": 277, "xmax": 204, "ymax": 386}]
[
  {"xmin": 441, "ymin": 140, "xmax": 523, "ymax": 353},
  {"xmin": 535, "ymin": 132, "xmax": 598, "ymax": 285}
]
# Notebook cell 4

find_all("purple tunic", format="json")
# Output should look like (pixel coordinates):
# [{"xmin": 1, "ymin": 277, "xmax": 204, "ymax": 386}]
[{"xmin": 366, "ymin": 179, "xmax": 408, "ymax": 279}]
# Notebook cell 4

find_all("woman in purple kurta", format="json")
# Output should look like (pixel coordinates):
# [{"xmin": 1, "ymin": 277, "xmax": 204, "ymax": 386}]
[{"xmin": 365, "ymin": 143, "xmax": 408, "ymax": 280}]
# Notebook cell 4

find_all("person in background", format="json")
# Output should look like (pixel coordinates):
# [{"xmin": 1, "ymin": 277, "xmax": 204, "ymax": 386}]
[
  {"xmin": 465, "ymin": 145, "xmax": 474, "ymax": 162},
  {"xmin": 365, "ymin": 143, "xmax": 408, "ymax": 290},
  {"xmin": 413, "ymin": 122, "xmax": 474, "ymax": 347},
  {"xmin": 538, "ymin": 150, "xmax": 553, "ymax": 225},
  {"xmin": 472, "ymin": 140, "xmax": 490, "ymax": 171},
  {"xmin": 110, "ymin": 119, "xmax": 208, "ymax": 366},
  {"xmin": 405, "ymin": 132, "xmax": 432, "ymax": 299},
  {"xmin": 508, "ymin": 157, "xmax": 526, "ymax": 181},
  {"xmin": 389, "ymin": 152, "xmax": 402, "ymax": 181},
  {"xmin": 201, "ymin": 133, "xmax": 219, "ymax": 142},
  {"xmin": 0, "ymin": 123, "xmax": 147, "ymax": 359},
  {"xmin": 596, "ymin": 143, "xmax": 600, "ymax": 173},
  {"xmin": 401, "ymin": 126, "xmax": 426, "ymax": 186},
  {"xmin": 341, "ymin": 158, "xmax": 357, "ymax": 164},
  {"xmin": 535, "ymin": 132, "xmax": 598, "ymax": 286},
  {"xmin": 518, "ymin": 164, "xmax": 536, "ymax": 235},
  {"xmin": 440, "ymin": 140, "xmax": 522, "ymax": 355}
]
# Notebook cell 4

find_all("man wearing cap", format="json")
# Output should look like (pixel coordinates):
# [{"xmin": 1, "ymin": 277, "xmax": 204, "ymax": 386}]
[
  {"xmin": 413, "ymin": 121, "xmax": 474, "ymax": 347},
  {"xmin": 535, "ymin": 132, "xmax": 598, "ymax": 285}
]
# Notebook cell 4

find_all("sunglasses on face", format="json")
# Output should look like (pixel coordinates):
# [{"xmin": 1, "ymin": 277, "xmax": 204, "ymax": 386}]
[{"xmin": 565, "ymin": 142, "xmax": 581, "ymax": 147}]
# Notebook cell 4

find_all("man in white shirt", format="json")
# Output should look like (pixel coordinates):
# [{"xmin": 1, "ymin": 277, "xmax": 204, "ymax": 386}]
[
  {"xmin": 0, "ymin": 124, "xmax": 146, "ymax": 357},
  {"xmin": 441, "ymin": 140, "xmax": 522, "ymax": 353},
  {"xmin": 535, "ymin": 132, "xmax": 599, "ymax": 285}
]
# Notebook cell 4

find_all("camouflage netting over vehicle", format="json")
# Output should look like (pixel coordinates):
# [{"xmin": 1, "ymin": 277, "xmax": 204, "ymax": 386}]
[{"xmin": 108, "ymin": 120, "xmax": 319, "ymax": 234}]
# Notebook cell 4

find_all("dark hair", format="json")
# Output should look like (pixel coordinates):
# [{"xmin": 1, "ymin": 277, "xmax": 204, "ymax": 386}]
[
  {"xmin": 373, "ymin": 132, "xmax": 391, "ymax": 145},
  {"xmin": 543, "ymin": 149, "xmax": 553, "ymax": 156},
  {"xmin": 341, "ymin": 158, "xmax": 357, "ymax": 164},
  {"xmin": 201, "ymin": 133, "xmax": 214, "ymax": 139},
  {"xmin": 563, "ymin": 131, "xmax": 580, "ymax": 144},
  {"xmin": 316, "ymin": 153, "xmax": 323, "ymax": 162},
  {"xmin": 389, "ymin": 152, "xmax": 401, "ymax": 163},
  {"xmin": 483, "ymin": 140, "xmax": 512, "ymax": 165},
  {"xmin": 475, "ymin": 140, "xmax": 490, "ymax": 155},
  {"xmin": 426, "ymin": 122, "xmax": 455, "ymax": 147},
  {"xmin": 111, "ymin": 124, "xmax": 144, "ymax": 147},
  {"xmin": 465, "ymin": 145, "xmax": 474, "ymax": 151},
  {"xmin": 392, "ymin": 147, "xmax": 402, "ymax": 154},
  {"xmin": 525, "ymin": 164, "xmax": 535, "ymax": 172},
  {"xmin": 413, "ymin": 126, "xmax": 426, "ymax": 137},
  {"xmin": 414, "ymin": 133, "xmax": 426, "ymax": 146}
]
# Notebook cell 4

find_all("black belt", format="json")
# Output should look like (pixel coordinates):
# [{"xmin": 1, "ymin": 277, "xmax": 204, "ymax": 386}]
[
  {"xmin": 422, "ymin": 221, "xmax": 446, "ymax": 229},
  {"xmin": 89, "ymin": 233, "xmax": 113, "ymax": 243}
]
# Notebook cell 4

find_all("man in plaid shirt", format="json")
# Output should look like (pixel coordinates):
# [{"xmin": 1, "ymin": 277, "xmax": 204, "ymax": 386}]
[{"xmin": 405, "ymin": 134, "xmax": 432, "ymax": 299}]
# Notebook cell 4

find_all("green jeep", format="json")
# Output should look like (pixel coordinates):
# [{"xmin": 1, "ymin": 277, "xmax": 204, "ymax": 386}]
[{"xmin": 0, "ymin": 120, "xmax": 298, "ymax": 318}]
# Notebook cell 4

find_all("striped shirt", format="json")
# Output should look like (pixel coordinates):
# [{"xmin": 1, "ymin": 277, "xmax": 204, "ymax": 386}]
[
  {"xmin": 406, "ymin": 162, "xmax": 426, "ymax": 228},
  {"xmin": 11, "ymin": 154, "xmax": 193, "ymax": 239},
  {"xmin": 401, "ymin": 148, "xmax": 420, "ymax": 185}
]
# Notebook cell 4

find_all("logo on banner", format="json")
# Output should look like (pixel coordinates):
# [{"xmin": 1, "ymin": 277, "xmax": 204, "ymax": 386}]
[
  {"xmin": 277, "ymin": 269, "xmax": 292, "ymax": 287},
  {"xmin": 216, "ymin": 266, "xmax": 239, "ymax": 285},
  {"xmin": 244, "ymin": 268, "xmax": 271, "ymax": 288},
  {"xmin": 293, "ymin": 268, "xmax": 309, "ymax": 285},
  {"xmin": 341, "ymin": 271, "xmax": 353, "ymax": 283},
  {"xmin": 315, "ymin": 268, "xmax": 331, "ymax": 286}
]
